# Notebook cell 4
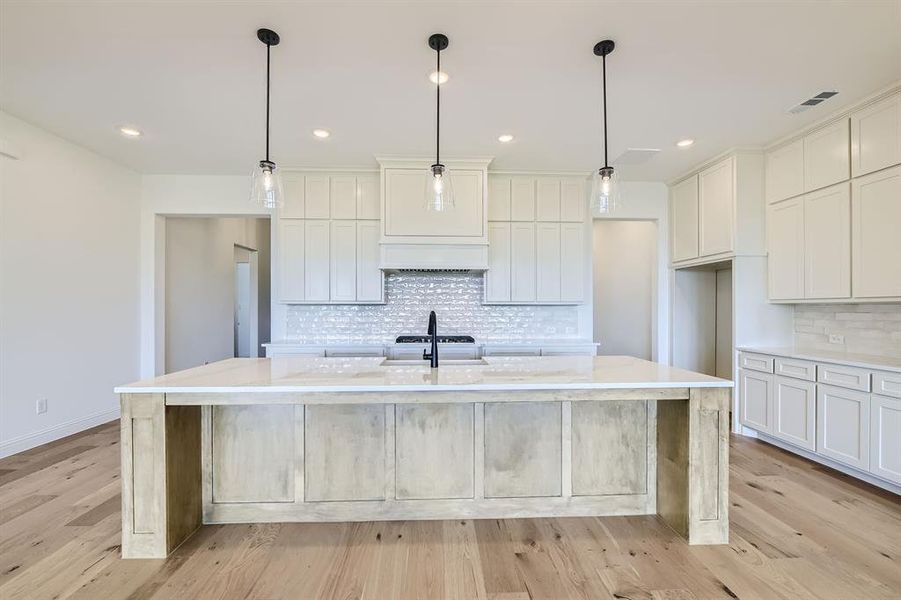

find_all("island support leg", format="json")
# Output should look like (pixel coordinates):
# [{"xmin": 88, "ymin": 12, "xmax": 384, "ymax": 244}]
[
  {"xmin": 656, "ymin": 387, "xmax": 730, "ymax": 545},
  {"xmin": 120, "ymin": 393, "xmax": 202, "ymax": 558}
]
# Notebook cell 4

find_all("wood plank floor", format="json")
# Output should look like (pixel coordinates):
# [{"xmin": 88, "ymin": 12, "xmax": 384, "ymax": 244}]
[{"xmin": 0, "ymin": 421, "xmax": 898, "ymax": 600}]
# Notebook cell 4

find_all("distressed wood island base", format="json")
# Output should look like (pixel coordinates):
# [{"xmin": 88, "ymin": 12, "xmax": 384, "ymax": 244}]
[{"xmin": 116, "ymin": 356, "xmax": 732, "ymax": 558}]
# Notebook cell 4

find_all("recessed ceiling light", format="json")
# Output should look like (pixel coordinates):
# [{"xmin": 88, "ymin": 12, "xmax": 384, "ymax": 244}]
[
  {"xmin": 429, "ymin": 70, "xmax": 449, "ymax": 85},
  {"xmin": 676, "ymin": 139, "xmax": 694, "ymax": 148},
  {"xmin": 312, "ymin": 129, "xmax": 331, "ymax": 139},
  {"xmin": 118, "ymin": 126, "xmax": 143, "ymax": 138},
  {"xmin": 498, "ymin": 134, "xmax": 514, "ymax": 143}
]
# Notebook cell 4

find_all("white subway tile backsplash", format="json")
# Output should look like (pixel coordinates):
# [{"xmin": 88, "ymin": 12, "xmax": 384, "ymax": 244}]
[
  {"xmin": 285, "ymin": 272, "xmax": 581, "ymax": 344},
  {"xmin": 793, "ymin": 304, "xmax": 901, "ymax": 358}
]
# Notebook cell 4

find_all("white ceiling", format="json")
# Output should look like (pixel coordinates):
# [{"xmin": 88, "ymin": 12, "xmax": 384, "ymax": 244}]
[{"xmin": 2, "ymin": 1, "xmax": 900, "ymax": 181}]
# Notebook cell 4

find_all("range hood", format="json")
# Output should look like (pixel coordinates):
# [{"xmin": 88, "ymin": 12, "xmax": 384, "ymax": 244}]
[{"xmin": 377, "ymin": 157, "xmax": 492, "ymax": 271}]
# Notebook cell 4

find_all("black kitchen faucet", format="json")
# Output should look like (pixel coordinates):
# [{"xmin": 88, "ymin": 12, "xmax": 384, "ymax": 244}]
[{"xmin": 422, "ymin": 311, "xmax": 439, "ymax": 368}]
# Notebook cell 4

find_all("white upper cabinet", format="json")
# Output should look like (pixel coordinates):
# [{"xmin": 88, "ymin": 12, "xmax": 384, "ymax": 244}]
[
  {"xmin": 510, "ymin": 222, "xmax": 536, "ymax": 302},
  {"xmin": 803, "ymin": 183, "xmax": 850, "ymax": 299},
  {"xmin": 329, "ymin": 221, "xmax": 357, "ymax": 302},
  {"xmin": 767, "ymin": 197, "xmax": 805, "ymax": 300},
  {"xmin": 330, "ymin": 176, "xmax": 357, "ymax": 220},
  {"xmin": 383, "ymin": 168, "xmax": 484, "ymax": 238},
  {"xmin": 535, "ymin": 223, "xmax": 562, "ymax": 302},
  {"xmin": 281, "ymin": 174, "xmax": 305, "ymax": 218},
  {"xmin": 765, "ymin": 139, "xmax": 804, "ymax": 203},
  {"xmin": 536, "ymin": 179, "xmax": 561, "ymax": 221},
  {"xmin": 560, "ymin": 223, "xmax": 585, "ymax": 303},
  {"xmin": 803, "ymin": 119, "xmax": 850, "ymax": 193},
  {"xmin": 486, "ymin": 222, "xmax": 511, "ymax": 302},
  {"xmin": 488, "ymin": 177, "xmax": 512, "ymax": 221},
  {"xmin": 671, "ymin": 175, "xmax": 699, "ymax": 262},
  {"xmin": 303, "ymin": 220, "xmax": 330, "ymax": 301},
  {"xmin": 851, "ymin": 91, "xmax": 901, "ymax": 178},
  {"xmin": 355, "ymin": 221, "xmax": 383, "ymax": 302},
  {"xmin": 510, "ymin": 177, "xmax": 536, "ymax": 221},
  {"xmin": 304, "ymin": 175, "xmax": 330, "ymax": 219},
  {"xmin": 852, "ymin": 165, "xmax": 901, "ymax": 299},
  {"xmin": 698, "ymin": 157, "xmax": 735, "ymax": 257},
  {"xmin": 278, "ymin": 221, "xmax": 305, "ymax": 302},
  {"xmin": 560, "ymin": 179, "xmax": 585, "ymax": 222},
  {"xmin": 356, "ymin": 175, "xmax": 380, "ymax": 220}
]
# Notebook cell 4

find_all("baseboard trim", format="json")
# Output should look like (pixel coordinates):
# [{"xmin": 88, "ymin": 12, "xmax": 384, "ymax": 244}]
[{"xmin": 0, "ymin": 408, "xmax": 120, "ymax": 459}]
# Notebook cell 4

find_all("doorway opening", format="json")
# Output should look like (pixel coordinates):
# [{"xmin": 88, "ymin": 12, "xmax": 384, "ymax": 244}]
[
  {"xmin": 592, "ymin": 220, "xmax": 657, "ymax": 360},
  {"xmin": 233, "ymin": 245, "xmax": 259, "ymax": 359}
]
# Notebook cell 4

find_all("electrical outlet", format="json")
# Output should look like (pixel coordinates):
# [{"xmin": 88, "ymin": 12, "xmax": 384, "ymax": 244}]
[
  {"xmin": 828, "ymin": 333, "xmax": 845, "ymax": 345},
  {"xmin": 36, "ymin": 398, "xmax": 48, "ymax": 414}
]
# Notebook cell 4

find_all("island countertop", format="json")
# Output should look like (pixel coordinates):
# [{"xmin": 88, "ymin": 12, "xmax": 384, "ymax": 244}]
[{"xmin": 116, "ymin": 355, "xmax": 732, "ymax": 395}]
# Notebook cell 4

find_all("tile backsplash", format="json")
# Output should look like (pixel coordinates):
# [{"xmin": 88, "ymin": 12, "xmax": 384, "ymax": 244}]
[
  {"xmin": 285, "ymin": 272, "xmax": 581, "ymax": 344},
  {"xmin": 794, "ymin": 303, "xmax": 901, "ymax": 357}
]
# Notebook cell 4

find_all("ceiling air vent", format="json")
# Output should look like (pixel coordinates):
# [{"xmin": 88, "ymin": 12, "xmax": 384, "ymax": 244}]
[
  {"xmin": 788, "ymin": 91, "xmax": 839, "ymax": 115},
  {"xmin": 612, "ymin": 148, "xmax": 661, "ymax": 166}
]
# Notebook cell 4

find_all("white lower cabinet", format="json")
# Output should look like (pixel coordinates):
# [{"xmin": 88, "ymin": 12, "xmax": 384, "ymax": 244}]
[
  {"xmin": 772, "ymin": 376, "xmax": 816, "ymax": 451},
  {"xmin": 869, "ymin": 395, "xmax": 901, "ymax": 485},
  {"xmin": 817, "ymin": 384, "xmax": 870, "ymax": 471},
  {"xmin": 739, "ymin": 369, "xmax": 773, "ymax": 434}
]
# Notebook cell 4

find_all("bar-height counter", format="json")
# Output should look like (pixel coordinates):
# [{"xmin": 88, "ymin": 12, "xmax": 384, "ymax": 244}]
[{"xmin": 115, "ymin": 355, "xmax": 733, "ymax": 558}]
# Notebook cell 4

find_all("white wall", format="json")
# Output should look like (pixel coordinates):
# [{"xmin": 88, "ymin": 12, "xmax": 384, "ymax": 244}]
[
  {"xmin": 591, "ymin": 181, "xmax": 670, "ymax": 363},
  {"xmin": 165, "ymin": 217, "xmax": 269, "ymax": 372},
  {"xmin": 592, "ymin": 220, "xmax": 656, "ymax": 359},
  {"xmin": 0, "ymin": 111, "xmax": 141, "ymax": 456}
]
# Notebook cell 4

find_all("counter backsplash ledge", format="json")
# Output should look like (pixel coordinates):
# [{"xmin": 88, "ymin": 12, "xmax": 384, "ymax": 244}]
[
  {"xmin": 793, "ymin": 303, "xmax": 901, "ymax": 358},
  {"xmin": 285, "ymin": 272, "xmax": 581, "ymax": 344}
]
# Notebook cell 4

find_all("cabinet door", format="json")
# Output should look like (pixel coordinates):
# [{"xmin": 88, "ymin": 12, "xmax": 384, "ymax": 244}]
[
  {"xmin": 510, "ymin": 177, "xmax": 536, "ymax": 221},
  {"xmin": 869, "ymin": 394, "xmax": 901, "ymax": 485},
  {"xmin": 772, "ymin": 376, "xmax": 816, "ymax": 451},
  {"xmin": 304, "ymin": 175, "xmax": 330, "ymax": 219},
  {"xmin": 739, "ymin": 369, "xmax": 773, "ymax": 433},
  {"xmin": 803, "ymin": 119, "xmax": 850, "ymax": 192},
  {"xmin": 486, "ymin": 222, "xmax": 511, "ymax": 302},
  {"xmin": 356, "ymin": 175, "xmax": 380, "ymax": 220},
  {"xmin": 852, "ymin": 165, "xmax": 901, "ymax": 298},
  {"xmin": 536, "ymin": 179, "xmax": 561, "ymax": 221},
  {"xmin": 356, "ymin": 221, "xmax": 383, "ymax": 302},
  {"xmin": 560, "ymin": 223, "xmax": 585, "ymax": 303},
  {"xmin": 804, "ymin": 183, "xmax": 850, "ymax": 299},
  {"xmin": 851, "ymin": 91, "xmax": 901, "ymax": 177},
  {"xmin": 510, "ymin": 222, "xmax": 536, "ymax": 301},
  {"xmin": 488, "ymin": 177, "xmax": 512, "ymax": 221},
  {"xmin": 330, "ymin": 176, "xmax": 357, "ymax": 220},
  {"xmin": 281, "ymin": 174, "xmax": 305, "ymax": 218},
  {"xmin": 329, "ymin": 220, "xmax": 357, "ymax": 301},
  {"xmin": 765, "ymin": 139, "xmax": 804, "ymax": 203},
  {"xmin": 384, "ymin": 168, "xmax": 483, "ymax": 238},
  {"xmin": 304, "ymin": 221, "xmax": 330, "ymax": 301},
  {"xmin": 817, "ymin": 384, "xmax": 870, "ymax": 470},
  {"xmin": 698, "ymin": 157, "xmax": 734, "ymax": 257},
  {"xmin": 536, "ymin": 223, "xmax": 561, "ymax": 302},
  {"xmin": 560, "ymin": 179, "xmax": 585, "ymax": 222},
  {"xmin": 278, "ymin": 221, "xmax": 305, "ymax": 302},
  {"xmin": 767, "ymin": 197, "xmax": 805, "ymax": 300},
  {"xmin": 671, "ymin": 175, "xmax": 699, "ymax": 262}
]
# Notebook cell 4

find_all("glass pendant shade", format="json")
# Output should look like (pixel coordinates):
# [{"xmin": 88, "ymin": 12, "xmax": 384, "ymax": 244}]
[
  {"xmin": 424, "ymin": 163, "xmax": 455, "ymax": 211},
  {"xmin": 250, "ymin": 160, "xmax": 284, "ymax": 209},
  {"xmin": 591, "ymin": 166, "xmax": 620, "ymax": 214}
]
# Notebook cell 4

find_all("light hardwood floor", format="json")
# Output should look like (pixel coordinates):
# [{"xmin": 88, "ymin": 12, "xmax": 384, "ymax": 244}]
[{"xmin": 0, "ymin": 421, "xmax": 899, "ymax": 599}]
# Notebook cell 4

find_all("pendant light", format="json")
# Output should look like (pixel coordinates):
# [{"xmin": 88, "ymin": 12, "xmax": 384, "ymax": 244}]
[
  {"xmin": 425, "ymin": 33, "xmax": 455, "ymax": 212},
  {"xmin": 250, "ymin": 28, "xmax": 284, "ymax": 209},
  {"xmin": 591, "ymin": 39, "xmax": 620, "ymax": 214}
]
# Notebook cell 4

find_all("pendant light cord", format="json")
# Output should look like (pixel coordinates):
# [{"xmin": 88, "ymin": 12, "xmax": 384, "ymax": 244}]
[
  {"xmin": 265, "ymin": 42, "xmax": 271, "ymax": 162},
  {"xmin": 602, "ymin": 52, "xmax": 608, "ymax": 168},
  {"xmin": 436, "ymin": 46, "xmax": 441, "ymax": 166}
]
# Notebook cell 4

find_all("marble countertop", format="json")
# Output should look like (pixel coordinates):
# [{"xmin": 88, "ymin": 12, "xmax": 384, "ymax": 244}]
[
  {"xmin": 116, "ymin": 355, "xmax": 731, "ymax": 394},
  {"xmin": 263, "ymin": 340, "xmax": 599, "ymax": 348},
  {"xmin": 738, "ymin": 346, "xmax": 901, "ymax": 373}
]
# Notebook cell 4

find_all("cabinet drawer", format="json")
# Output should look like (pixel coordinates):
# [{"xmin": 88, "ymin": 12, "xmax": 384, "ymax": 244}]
[
  {"xmin": 817, "ymin": 364, "xmax": 871, "ymax": 392},
  {"xmin": 774, "ymin": 357, "xmax": 816, "ymax": 381},
  {"xmin": 873, "ymin": 371, "xmax": 901, "ymax": 399},
  {"xmin": 739, "ymin": 353, "xmax": 774, "ymax": 374}
]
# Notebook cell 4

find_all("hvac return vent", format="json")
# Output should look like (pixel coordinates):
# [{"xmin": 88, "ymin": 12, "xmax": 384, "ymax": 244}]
[{"xmin": 788, "ymin": 91, "xmax": 839, "ymax": 114}]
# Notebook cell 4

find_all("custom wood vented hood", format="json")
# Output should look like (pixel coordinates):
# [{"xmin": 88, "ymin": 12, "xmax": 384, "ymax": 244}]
[{"xmin": 377, "ymin": 157, "xmax": 492, "ymax": 271}]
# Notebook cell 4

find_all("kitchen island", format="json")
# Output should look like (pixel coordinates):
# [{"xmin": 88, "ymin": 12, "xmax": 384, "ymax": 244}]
[{"xmin": 115, "ymin": 355, "xmax": 732, "ymax": 558}]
